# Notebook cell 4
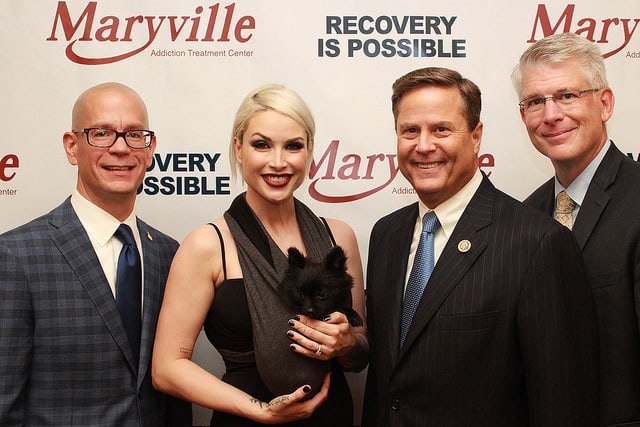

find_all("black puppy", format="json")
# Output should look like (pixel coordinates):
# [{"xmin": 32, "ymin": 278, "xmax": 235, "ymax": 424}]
[{"xmin": 280, "ymin": 246, "xmax": 363, "ymax": 327}]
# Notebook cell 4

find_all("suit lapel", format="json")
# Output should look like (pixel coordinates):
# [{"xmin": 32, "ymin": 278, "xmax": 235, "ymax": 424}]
[
  {"xmin": 137, "ymin": 220, "xmax": 163, "ymax": 387},
  {"xmin": 384, "ymin": 204, "xmax": 419, "ymax": 360},
  {"xmin": 572, "ymin": 144, "xmax": 620, "ymax": 250},
  {"xmin": 48, "ymin": 199, "xmax": 136, "ymax": 372},
  {"xmin": 397, "ymin": 178, "xmax": 492, "ymax": 360},
  {"xmin": 529, "ymin": 179, "xmax": 555, "ymax": 215}
]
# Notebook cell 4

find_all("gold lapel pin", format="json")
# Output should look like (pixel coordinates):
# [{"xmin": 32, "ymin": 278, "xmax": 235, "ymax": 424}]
[
  {"xmin": 458, "ymin": 240, "xmax": 471, "ymax": 253},
  {"xmin": 147, "ymin": 231, "xmax": 153, "ymax": 241}
]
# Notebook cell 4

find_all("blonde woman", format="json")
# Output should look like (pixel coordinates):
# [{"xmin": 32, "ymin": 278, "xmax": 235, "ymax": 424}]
[{"xmin": 152, "ymin": 84, "xmax": 368, "ymax": 426}]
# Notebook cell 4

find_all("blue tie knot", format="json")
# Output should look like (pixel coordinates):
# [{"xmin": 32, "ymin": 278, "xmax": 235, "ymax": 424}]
[
  {"xmin": 115, "ymin": 224, "xmax": 136, "ymax": 246},
  {"xmin": 422, "ymin": 211, "xmax": 439, "ymax": 234}
]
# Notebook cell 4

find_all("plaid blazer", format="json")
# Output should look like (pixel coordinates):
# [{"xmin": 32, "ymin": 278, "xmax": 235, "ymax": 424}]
[{"xmin": 0, "ymin": 197, "xmax": 191, "ymax": 426}]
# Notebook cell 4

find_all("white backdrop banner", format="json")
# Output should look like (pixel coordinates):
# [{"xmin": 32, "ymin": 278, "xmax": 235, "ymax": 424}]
[{"xmin": 2, "ymin": 1, "xmax": 640, "ymax": 424}]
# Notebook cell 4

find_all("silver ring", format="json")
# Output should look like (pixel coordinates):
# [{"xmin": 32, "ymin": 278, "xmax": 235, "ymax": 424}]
[{"xmin": 315, "ymin": 343, "xmax": 323, "ymax": 356}]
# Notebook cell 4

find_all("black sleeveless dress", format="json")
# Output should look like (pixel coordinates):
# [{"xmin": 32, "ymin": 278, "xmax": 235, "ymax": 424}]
[{"xmin": 202, "ymin": 224, "xmax": 354, "ymax": 427}]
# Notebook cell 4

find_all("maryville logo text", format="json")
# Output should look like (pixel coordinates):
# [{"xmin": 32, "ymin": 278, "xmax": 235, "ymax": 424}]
[
  {"xmin": 0, "ymin": 153, "xmax": 19, "ymax": 196},
  {"xmin": 46, "ymin": 2, "xmax": 255, "ymax": 64},
  {"xmin": 528, "ymin": 4, "xmax": 640, "ymax": 57},
  {"xmin": 308, "ymin": 140, "xmax": 495, "ymax": 203}
]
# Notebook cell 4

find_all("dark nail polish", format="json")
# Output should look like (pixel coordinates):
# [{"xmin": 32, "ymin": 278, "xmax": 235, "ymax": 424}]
[
  {"xmin": 288, "ymin": 320, "xmax": 294, "ymax": 327},
  {"xmin": 287, "ymin": 331, "xmax": 294, "ymax": 337},
  {"xmin": 303, "ymin": 385, "xmax": 311, "ymax": 394},
  {"xmin": 323, "ymin": 315, "xmax": 331, "ymax": 321},
  {"xmin": 289, "ymin": 344, "xmax": 296, "ymax": 351},
  {"xmin": 294, "ymin": 315, "xmax": 300, "ymax": 321}
]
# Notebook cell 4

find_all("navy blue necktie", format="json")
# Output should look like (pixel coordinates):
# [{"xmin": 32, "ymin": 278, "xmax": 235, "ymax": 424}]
[
  {"xmin": 400, "ymin": 211, "xmax": 439, "ymax": 347},
  {"xmin": 114, "ymin": 224, "xmax": 142, "ymax": 363}
]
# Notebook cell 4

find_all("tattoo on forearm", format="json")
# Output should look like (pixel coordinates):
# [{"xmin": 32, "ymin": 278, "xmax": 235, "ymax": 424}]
[
  {"xmin": 179, "ymin": 347, "xmax": 193, "ymax": 355},
  {"xmin": 250, "ymin": 397, "xmax": 265, "ymax": 409}
]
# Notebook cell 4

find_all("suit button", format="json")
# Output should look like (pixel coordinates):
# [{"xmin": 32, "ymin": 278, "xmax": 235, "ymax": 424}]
[{"xmin": 391, "ymin": 399, "xmax": 400, "ymax": 411}]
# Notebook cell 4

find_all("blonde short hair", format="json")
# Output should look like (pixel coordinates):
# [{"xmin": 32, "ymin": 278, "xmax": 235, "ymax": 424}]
[{"xmin": 229, "ymin": 84, "xmax": 315, "ymax": 180}]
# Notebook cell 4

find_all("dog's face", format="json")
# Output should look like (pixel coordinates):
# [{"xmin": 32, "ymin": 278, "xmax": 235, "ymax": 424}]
[{"xmin": 280, "ymin": 246, "xmax": 355, "ymax": 320}]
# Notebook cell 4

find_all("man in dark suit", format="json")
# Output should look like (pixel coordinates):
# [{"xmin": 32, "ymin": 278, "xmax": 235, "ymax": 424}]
[
  {"xmin": 0, "ymin": 83, "xmax": 191, "ymax": 426},
  {"xmin": 362, "ymin": 67, "xmax": 599, "ymax": 426},
  {"xmin": 513, "ymin": 32, "xmax": 640, "ymax": 426}
]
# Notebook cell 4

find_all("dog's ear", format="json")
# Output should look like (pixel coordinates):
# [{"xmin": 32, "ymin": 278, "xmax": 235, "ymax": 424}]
[
  {"xmin": 325, "ymin": 246, "xmax": 347, "ymax": 272},
  {"xmin": 287, "ymin": 247, "xmax": 306, "ymax": 268}
]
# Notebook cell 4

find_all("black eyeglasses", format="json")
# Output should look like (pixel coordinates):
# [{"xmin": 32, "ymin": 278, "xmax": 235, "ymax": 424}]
[
  {"xmin": 72, "ymin": 128, "xmax": 154, "ymax": 149},
  {"xmin": 518, "ymin": 88, "xmax": 601, "ymax": 113}
]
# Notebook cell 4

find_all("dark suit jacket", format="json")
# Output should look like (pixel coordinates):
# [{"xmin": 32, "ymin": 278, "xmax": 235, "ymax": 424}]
[
  {"xmin": 0, "ymin": 197, "xmax": 191, "ymax": 426},
  {"xmin": 362, "ymin": 174, "xmax": 599, "ymax": 427},
  {"xmin": 525, "ymin": 142, "xmax": 640, "ymax": 427}
]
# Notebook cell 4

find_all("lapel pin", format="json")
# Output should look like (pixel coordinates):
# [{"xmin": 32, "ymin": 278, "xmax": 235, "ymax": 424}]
[
  {"xmin": 458, "ymin": 240, "xmax": 471, "ymax": 253},
  {"xmin": 147, "ymin": 231, "xmax": 153, "ymax": 241}
]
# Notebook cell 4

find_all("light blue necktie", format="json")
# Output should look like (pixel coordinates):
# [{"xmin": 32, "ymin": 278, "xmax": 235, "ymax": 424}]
[
  {"xmin": 114, "ymin": 223, "xmax": 142, "ymax": 364},
  {"xmin": 400, "ymin": 211, "xmax": 439, "ymax": 348}
]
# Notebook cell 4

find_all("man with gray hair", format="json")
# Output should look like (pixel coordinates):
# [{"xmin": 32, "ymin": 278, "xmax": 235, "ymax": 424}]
[{"xmin": 513, "ymin": 32, "xmax": 640, "ymax": 426}]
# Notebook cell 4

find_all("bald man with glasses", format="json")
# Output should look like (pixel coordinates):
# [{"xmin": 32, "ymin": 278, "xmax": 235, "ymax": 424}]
[{"xmin": 0, "ymin": 82, "xmax": 191, "ymax": 426}]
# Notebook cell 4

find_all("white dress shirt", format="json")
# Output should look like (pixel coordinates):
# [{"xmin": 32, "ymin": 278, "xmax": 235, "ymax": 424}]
[
  {"xmin": 405, "ymin": 168, "xmax": 483, "ymax": 293},
  {"xmin": 70, "ymin": 190, "xmax": 144, "ymax": 299}
]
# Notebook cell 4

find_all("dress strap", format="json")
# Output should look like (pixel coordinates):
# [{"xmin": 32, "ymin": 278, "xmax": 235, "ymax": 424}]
[
  {"xmin": 207, "ymin": 223, "xmax": 227, "ymax": 281},
  {"xmin": 319, "ymin": 217, "xmax": 336, "ymax": 246}
]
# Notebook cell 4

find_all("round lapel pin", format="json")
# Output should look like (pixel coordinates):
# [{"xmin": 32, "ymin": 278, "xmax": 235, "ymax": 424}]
[{"xmin": 458, "ymin": 240, "xmax": 471, "ymax": 253}]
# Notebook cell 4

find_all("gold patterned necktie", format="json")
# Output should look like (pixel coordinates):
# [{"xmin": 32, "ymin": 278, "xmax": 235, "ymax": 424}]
[{"xmin": 555, "ymin": 191, "xmax": 575, "ymax": 230}]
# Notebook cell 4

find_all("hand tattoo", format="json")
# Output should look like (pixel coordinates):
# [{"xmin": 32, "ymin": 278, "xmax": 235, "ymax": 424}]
[
  {"xmin": 267, "ymin": 396, "xmax": 291, "ymax": 407},
  {"xmin": 249, "ymin": 395, "xmax": 291, "ymax": 410}
]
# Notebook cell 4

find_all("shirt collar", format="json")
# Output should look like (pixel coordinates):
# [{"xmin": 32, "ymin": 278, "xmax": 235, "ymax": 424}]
[
  {"xmin": 554, "ymin": 140, "xmax": 610, "ymax": 206},
  {"xmin": 417, "ymin": 168, "xmax": 483, "ymax": 240},
  {"xmin": 70, "ymin": 190, "xmax": 138, "ymax": 247}
]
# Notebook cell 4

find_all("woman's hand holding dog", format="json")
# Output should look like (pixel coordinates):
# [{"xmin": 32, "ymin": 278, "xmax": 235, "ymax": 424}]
[{"xmin": 287, "ymin": 312, "xmax": 360, "ymax": 362}]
